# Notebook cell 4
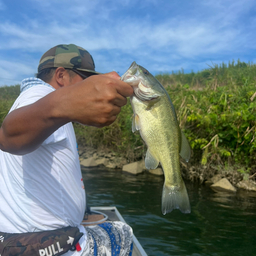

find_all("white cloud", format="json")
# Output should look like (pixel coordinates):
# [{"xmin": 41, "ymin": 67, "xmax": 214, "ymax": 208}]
[
  {"xmin": 0, "ymin": 0, "xmax": 255, "ymax": 83},
  {"xmin": 0, "ymin": 60, "xmax": 35, "ymax": 86},
  {"xmin": 0, "ymin": 0, "xmax": 252, "ymax": 56}
]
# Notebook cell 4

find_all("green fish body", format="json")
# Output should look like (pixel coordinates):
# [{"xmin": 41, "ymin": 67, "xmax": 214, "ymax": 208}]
[{"xmin": 121, "ymin": 62, "xmax": 191, "ymax": 214}]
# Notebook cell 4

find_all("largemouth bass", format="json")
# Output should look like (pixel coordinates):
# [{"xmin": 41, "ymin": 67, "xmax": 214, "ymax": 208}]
[{"xmin": 121, "ymin": 62, "xmax": 191, "ymax": 214}]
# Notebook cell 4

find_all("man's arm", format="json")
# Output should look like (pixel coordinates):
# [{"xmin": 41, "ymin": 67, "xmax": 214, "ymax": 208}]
[{"xmin": 0, "ymin": 72, "xmax": 133, "ymax": 155}]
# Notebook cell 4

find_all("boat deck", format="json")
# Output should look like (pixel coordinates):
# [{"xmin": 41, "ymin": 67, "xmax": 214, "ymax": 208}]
[{"xmin": 90, "ymin": 206, "xmax": 148, "ymax": 256}]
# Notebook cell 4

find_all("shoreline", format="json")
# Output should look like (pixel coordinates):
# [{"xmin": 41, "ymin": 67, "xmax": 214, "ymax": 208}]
[{"xmin": 78, "ymin": 146, "xmax": 256, "ymax": 193}]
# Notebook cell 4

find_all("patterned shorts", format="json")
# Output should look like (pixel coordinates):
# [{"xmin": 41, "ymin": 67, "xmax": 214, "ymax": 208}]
[{"xmin": 81, "ymin": 221, "xmax": 133, "ymax": 256}]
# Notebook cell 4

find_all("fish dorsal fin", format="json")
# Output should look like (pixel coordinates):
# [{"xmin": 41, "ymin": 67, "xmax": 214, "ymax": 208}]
[
  {"xmin": 179, "ymin": 130, "xmax": 191, "ymax": 162},
  {"xmin": 132, "ymin": 114, "xmax": 141, "ymax": 132},
  {"xmin": 145, "ymin": 150, "xmax": 159, "ymax": 170}
]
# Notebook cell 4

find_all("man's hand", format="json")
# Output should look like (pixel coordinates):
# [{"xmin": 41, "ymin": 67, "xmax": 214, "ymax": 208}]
[
  {"xmin": 59, "ymin": 71, "xmax": 134, "ymax": 127},
  {"xmin": 0, "ymin": 72, "xmax": 133, "ymax": 154}
]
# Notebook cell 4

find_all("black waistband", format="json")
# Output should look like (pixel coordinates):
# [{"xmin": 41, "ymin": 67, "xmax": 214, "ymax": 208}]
[{"xmin": 0, "ymin": 226, "xmax": 83, "ymax": 256}]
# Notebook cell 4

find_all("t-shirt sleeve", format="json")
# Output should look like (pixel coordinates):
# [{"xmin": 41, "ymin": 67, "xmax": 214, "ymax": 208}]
[{"xmin": 9, "ymin": 85, "xmax": 67, "ymax": 145}]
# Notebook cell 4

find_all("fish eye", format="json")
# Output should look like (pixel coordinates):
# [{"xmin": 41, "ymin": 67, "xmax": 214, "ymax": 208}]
[{"xmin": 141, "ymin": 68, "xmax": 149, "ymax": 75}]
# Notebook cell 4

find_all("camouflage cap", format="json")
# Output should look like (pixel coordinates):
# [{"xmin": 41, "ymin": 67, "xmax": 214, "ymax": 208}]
[{"xmin": 38, "ymin": 44, "xmax": 100, "ymax": 75}]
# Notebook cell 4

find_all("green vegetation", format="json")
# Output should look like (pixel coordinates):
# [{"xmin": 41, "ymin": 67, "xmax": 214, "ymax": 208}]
[
  {"xmin": 1, "ymin": 61, "xmax": 256, "ymax": 180},
  {"xmin": 0, "ymin": 85, "xmax": 20, "ymax": 100},
  {"xmin": 0, "ymin": 85, "xmax": 19, "ymax": 125},
  {"xmin": 158, "ymin": 60, "xmax": 256, "ymax": 178},
  {"xmin": 75, "ymin": 60, "xmax": 256, "ymax": 179}
]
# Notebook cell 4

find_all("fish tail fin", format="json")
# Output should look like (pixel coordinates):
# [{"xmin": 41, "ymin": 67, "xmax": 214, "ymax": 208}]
[{"xmin": 162, "ymin": 181, "xmax": 191, "ymax": 215}]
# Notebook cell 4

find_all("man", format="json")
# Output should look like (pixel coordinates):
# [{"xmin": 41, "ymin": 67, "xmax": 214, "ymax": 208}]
[{"xmin": 0, "ymin": 44, "xmax": 134, "ymax": 255}]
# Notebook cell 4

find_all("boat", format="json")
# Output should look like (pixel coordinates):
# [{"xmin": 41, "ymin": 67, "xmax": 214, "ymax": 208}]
[{"xmin": 87, "ymin": 206, "xmax": 148, "ymax": 256}]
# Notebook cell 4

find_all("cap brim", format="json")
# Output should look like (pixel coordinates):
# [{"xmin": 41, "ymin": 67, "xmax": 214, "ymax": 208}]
[{"xmin": 76, "ymin": 68, "xmax": 102, "ymax": 75}]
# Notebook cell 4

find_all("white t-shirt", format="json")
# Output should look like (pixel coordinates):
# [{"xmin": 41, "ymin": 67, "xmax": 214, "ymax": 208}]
[{"xmin": 0, "ymin": 81, "xmax": 87, "ymax": 254}]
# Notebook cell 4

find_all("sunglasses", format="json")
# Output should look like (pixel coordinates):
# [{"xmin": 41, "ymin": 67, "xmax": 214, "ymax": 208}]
[{"xmin": 72, "ymin": 69, "xmax": 89, "ymax": 79}]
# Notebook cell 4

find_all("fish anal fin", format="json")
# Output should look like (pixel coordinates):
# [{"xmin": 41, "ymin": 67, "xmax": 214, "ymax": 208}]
[
  {"xmin": 162, "ymin": 180, "xmax": 191, "ymax": 215},
  {"xmin": 179, "ymin": 130, "xmax": 192, "ymax": 163},
  {"xmin": 145, "ymin": 150, "xmax": 159, "ymax": 170}
]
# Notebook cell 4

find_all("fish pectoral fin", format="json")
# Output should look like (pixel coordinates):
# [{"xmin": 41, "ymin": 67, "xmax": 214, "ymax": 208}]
[
  {"xmin": 132, "ymin": 114, "xmax": 141, "ymax": 132},
  {"xmin": 145, "ymin": 150, "xmax": 159, "ymax": 169},
  {"xmin": 179, "ymin": 130, "xmax": 192, "ymax": 163}
]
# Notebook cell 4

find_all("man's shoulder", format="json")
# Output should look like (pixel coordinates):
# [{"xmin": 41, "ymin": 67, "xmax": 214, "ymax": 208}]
[{"xmin": 10, "ymin": 78, "xmax": 55, "ymax": 112}]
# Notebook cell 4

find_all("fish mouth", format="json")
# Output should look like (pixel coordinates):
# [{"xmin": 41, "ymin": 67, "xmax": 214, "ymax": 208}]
[
  {"xmin": 128, "ymin": 61, "xmax": 137, "ymax": 69},
  {"xmin": 122, "ymin": 61, "xmax": 157, "ymax": 100},
  {"xmin": 121, "ymin": 72, "xmax": 138, "ymax": 86},
  {"xmin": 121, "ymin": 61, "xmax": 143, "ymax": 86},
  {"xmin": 121, "ymin": 61, "xmax": 137, "ymax": 81}
]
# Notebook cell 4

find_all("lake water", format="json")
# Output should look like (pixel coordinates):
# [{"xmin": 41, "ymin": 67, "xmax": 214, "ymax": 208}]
[{"xmin": 82, "ymin": 167, "xmax": 256, "ymax": 256}]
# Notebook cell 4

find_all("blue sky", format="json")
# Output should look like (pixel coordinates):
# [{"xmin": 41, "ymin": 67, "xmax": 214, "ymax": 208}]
[{"xmin": 0, "ymin": 0, "xmax": 256, "ymax": 86}]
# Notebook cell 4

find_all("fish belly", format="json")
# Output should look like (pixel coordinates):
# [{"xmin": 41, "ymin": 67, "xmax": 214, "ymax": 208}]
[{"xmin": 132, "ymin": 96, "xmax": 191, "ymax": 214}]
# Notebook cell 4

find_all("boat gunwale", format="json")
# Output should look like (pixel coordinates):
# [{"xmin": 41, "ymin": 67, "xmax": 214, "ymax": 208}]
[{"xmin": 90, "ymin": 206, "xmax": 148, "ymax": 256}]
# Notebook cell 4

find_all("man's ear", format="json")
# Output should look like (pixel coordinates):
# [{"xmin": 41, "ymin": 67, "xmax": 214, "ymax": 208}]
[{"xmin": 54, "ymin": 67, "xmax": 68, "ymax": 88}]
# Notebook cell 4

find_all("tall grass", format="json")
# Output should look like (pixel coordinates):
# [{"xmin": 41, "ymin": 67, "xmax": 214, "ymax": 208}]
[
  {"xmin": 0, "ymin": 85, "xmax": 19, "ymax": 125},
  {"xmin": 156, "ymin": 59, "xmax": 256, "ymax": 89},
  {"xmin": 75, "ymin": 60, "xmax": 256, "ymax": 178},
  {"xmin": 169, "ymin": 79, "xmax": 256, "ymax": 168},
  {"xmin": 0, "ymin": 85, "xmax": 20, "ymax": 99}
]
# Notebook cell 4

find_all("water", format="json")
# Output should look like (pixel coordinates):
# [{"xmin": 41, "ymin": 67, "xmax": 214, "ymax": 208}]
[{"xmin": 82, "ymin": 167, "xmax": 256, "ymax": 256}]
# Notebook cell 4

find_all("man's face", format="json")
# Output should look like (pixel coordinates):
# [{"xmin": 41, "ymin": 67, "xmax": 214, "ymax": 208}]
[
  {"xmin": 50, "ymin": 68, "xmax": 88, "ymax": 89},
  {"xmin": 66, "ymin": 71, "xmax": 84, "ymax": 86}
]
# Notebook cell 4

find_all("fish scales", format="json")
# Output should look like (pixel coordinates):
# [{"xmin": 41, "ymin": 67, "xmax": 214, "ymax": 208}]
[
  {"xmin": 133, "ymin": 92, "xmax": 182, "ymax": 186},
  {"xmin": 122, "ymin": 61, "xmax": 191, "ymax": 215}
]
